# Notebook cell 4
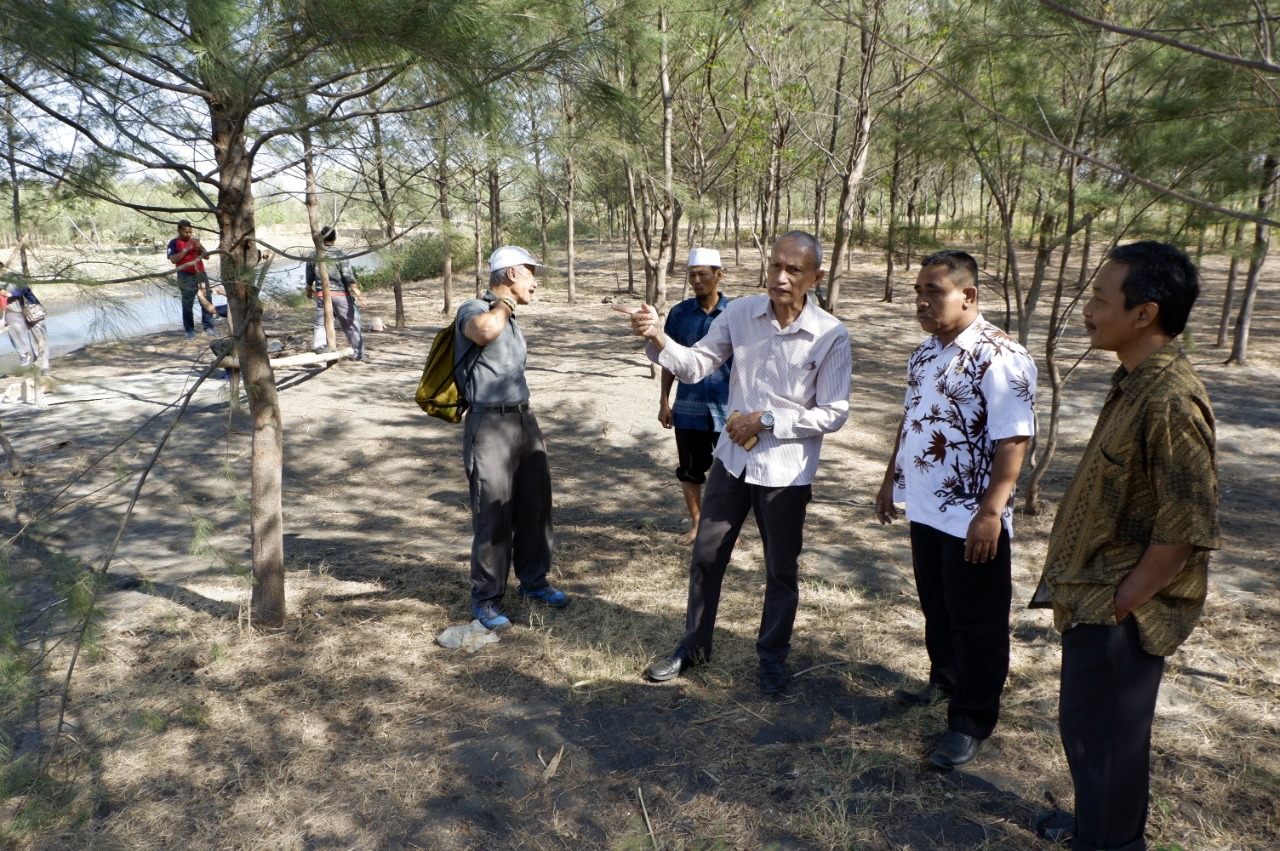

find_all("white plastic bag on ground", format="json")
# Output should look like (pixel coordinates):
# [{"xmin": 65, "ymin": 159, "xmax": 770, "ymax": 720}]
[{"xmin": 436, "ymin": 619, "xmax": 500, "ymax": 652}]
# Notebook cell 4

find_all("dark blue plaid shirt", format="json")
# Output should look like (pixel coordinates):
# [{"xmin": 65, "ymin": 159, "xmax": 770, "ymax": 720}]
[{"xmin": 664, "ymin": 294, "xmax": 731, "ymax": 431}]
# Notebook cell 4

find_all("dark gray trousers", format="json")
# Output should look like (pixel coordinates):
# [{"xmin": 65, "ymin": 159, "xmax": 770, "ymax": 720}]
[
  {"xmin": 462, "ymin": 408, "xmax": 553, "ymax": 606},
  {"xmin": 1060, "ymin": 616, "xmax": 1164, "ymax": 851},
  {"xmin": 680, "ymin": 461, "xmax": 811, "ymax": 663},
  {"xmin": 312, "ymin": 294, "xmax": 363, "ymax": 359}
]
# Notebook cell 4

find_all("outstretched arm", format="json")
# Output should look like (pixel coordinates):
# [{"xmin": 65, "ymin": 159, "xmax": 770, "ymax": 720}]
[{"xmin": 613, "ymin": 302, "xmax": 668, "ymax": 349}]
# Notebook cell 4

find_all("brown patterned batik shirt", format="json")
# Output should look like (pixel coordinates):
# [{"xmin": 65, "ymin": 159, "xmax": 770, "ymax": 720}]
[{"xmin": 1036, "ymin": 341, "xmax": 1219, "ymax": 656}]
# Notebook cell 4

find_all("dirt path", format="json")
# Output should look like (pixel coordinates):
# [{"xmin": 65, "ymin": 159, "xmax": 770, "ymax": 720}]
[{"xmin": 2, "ymin": 245, "xmax": 1276, "ymax": 850}]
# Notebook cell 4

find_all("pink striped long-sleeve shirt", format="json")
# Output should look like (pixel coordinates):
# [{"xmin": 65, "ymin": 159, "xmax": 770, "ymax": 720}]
[{"xmin": 648, "ymin": 294, "xmax": 851, "ymax": 487}]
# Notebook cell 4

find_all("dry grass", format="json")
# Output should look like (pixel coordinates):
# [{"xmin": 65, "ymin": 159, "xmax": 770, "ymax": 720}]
[{"xmin": 2, "ymin": 243, "xmax": 1278, "ymax": 850}]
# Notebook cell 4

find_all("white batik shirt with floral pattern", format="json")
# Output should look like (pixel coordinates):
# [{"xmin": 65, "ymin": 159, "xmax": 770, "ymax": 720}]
[{"xmin": 892, "ymin": 315, "xmax": 1037, "ymax": 540}]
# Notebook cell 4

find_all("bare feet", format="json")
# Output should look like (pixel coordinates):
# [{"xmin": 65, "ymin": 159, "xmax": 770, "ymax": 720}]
[{"xmin": 679, "ymin": 525, "xmax": 698, "ymax": 545}]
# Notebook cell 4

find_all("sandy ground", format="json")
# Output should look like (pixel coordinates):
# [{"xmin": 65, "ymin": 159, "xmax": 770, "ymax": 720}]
[{"xmin": 2, "ymin": 243, "xmax": 1277, "ymax": 850}]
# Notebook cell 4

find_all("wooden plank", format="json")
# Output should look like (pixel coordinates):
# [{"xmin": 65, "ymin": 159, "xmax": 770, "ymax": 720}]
[{"xmin": 217, "ymin": 347, "xmax": 354, "ymax": 370}]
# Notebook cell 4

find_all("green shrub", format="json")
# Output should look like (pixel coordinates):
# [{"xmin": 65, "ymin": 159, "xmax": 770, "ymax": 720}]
[
  {"xmin": 502, "ymin": 204, "xmax": 600, "ymax": 251},
  {"xmin": 360, "ymin": 232, "xmax": 473, "ymax": 290}
]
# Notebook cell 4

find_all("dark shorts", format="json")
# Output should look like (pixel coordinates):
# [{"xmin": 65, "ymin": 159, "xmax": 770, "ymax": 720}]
[{"xmin": 674, "ymin": 428, "xmax": 719, "ymax": 484}]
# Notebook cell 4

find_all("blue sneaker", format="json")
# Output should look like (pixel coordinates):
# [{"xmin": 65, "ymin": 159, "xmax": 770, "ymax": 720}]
[
  {"xmin": 520, "ymin": 584, "xmax": 569, "ymax": 608},
  {"xmin": 472, "ymin": 602, "xmax": 512, "ymax": 631}
]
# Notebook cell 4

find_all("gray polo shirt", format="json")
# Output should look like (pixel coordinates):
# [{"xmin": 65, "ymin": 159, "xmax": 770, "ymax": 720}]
[{"xmin": 454, "ymin": 293, "xmax": 530, "ymax": 405}]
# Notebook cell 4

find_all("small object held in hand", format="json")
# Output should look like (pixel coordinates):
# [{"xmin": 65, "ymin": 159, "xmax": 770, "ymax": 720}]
[{"xmin": 727, "ymin": 410, "xmax": 758, "ymax": 451}]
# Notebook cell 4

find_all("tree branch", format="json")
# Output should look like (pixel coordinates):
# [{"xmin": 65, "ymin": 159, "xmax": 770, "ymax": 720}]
[
  {"xmin": 845, "ymin": 20, "xmax": 1280, "ymax": 229},
  {"xmin": 1037, "ymin": 0, "xmax": 1280, "ymax": 74}
]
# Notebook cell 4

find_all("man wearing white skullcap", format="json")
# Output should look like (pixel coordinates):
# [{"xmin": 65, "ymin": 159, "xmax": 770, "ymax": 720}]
[{"xmin": 658, "ymin": 248, "xmax": 732, "ymax": 544}]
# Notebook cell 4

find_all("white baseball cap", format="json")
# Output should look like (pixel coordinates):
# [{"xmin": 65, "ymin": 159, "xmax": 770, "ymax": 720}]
[
  {"xmin": 489, "ymin": 245, "xmax": 544, "ymax": 273},
  {"xmin": 688, "ymin": 247, "xmax": 721, "ymax": 268}
]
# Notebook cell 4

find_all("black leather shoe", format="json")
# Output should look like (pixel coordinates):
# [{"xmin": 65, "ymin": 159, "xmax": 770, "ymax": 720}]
[
  {"xmin": 644, "ymin": 646, "xmax": 703, "ymax": 682},
  {"xmin": 894, "ymin": 682, "xmax": 949, "ymax": 707},
  {"xmin": 759, "ymin": 659, "xmax": 789, "ymax": 694},
  {"xmin": 928, "ymin": 729, "xmax": 984, "ymax": 770}
]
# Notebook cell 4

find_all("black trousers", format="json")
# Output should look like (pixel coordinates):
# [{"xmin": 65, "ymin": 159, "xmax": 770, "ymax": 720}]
[
  {"xmin": 680, "ymin": 461, "xmax": 811, "ymax": 663},
  {"xmin": 1060, "ymin": 616, "xmax": 1165, "ymax": 851},
  {"xmin": 908, "ymin": 521, "xmax": 1012, "ymax": 739},
  {"xmin": 463, "ymin": 408, "xmax": 553, "ymax": 606}
]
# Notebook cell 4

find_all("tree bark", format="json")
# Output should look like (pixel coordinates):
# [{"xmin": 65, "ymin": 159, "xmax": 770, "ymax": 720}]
[
  {"xmin": 487, "ymin": 161, "xmax": 502, "ymax": 251},
  {"xmin": 473, "ymin": 169, "xmax": 483, "ymax": 296},
  {"xmin": 826, "ymin": 6, "xmax": 880, "ymax": 311},
  {"xmin": 883, "ymin": 140, "xmax": 900, "ymax": 302},
  {"xmin": 4, "ymin": 104, "xmax": 29, "ymax": 274},
  {"xmin": 1217, "ymin": 220, "xmax": 1244, "ymax": 347},
  {"xmin": 530, "ymin": 106, "xmax": 550, "ymax": 266},
  {"xmin": 211, "ymin": 103, "xmax": 285, "ymax": 628},
  {"xmin": 301, "ymin": 130, "xmax": 337, "ymax": 351},
  {"xmin": 369, "ymin": 113, "xmax": 405, "ymax": 329},
  {"xmin": 438, "ymin": 154, "xmax": 454, "ymax": 315},
  {"xmin": 1227, "ymin": 152, "xmax": 1277, "ymax": 365},
  {"xmin": 563, "ymin": 84, "xmax": 577, "ymax": 304},
  {"xmin": 1022, "ymin": 204, "xmax": 1058, "ymax": 345}
]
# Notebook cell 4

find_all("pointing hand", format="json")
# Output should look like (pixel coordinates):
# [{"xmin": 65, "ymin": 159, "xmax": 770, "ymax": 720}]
[{"xmin": 611, "ymin": 302, "xmax": 662, "ymax": 341}]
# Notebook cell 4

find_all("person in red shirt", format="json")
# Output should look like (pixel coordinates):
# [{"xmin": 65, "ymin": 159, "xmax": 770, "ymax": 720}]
[{"xmin": 167, "ymin": 220, "xmax": 215, "ymax": 340}]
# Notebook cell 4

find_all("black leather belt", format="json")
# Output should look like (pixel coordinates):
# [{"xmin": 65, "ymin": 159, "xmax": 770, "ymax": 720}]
[{"xmin": 471, "ymin": 402, "xmax": 530, "ymax": 414}]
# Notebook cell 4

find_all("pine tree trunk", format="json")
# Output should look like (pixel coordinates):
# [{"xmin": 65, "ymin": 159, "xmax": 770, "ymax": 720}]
[
  {"xmin": 1227, "ymin": 153, "xmax": 1277, "ymax": 365},
  {"xmin": 1217, "ymin": 220, "xmax": 1244, "ymax": 347},
  {"xmin": 370, "ymin": 114, "xmax": 405, "ymax": 329},
  {"xmin": 563, "ymin": 85, "xmax": 577, "ymax": 305},
  {"xmin": 212, "ymin": 104, "xmax": 285, "ymax": 628},
  {"xmin": 473, "ymin": 170, "xmax": 483, "ymax": 297},
  {"xmin": 439, "ymin": 157, "xmax": 454, "ymax": 315},
  {"xmin": 826, "ymin": 8, "xmax": 879, "ymax": 311},
  {"xmin": 531, "ymin": 107, "xmax": 550, "ymax": 266},
  {"xmin": 884, "ymin": 139, "xmax": 900, "ymax": 302},
  {"xmin": 5, "ymin": 107, "xmax": 29, "ymax": 274},
  {"xmin": 302, "ymin": 132, "xmax": 337, "ymax": 350},
  {"xmin": 488, "ymin": 162, "xmax": 502, "ymax": 251}
]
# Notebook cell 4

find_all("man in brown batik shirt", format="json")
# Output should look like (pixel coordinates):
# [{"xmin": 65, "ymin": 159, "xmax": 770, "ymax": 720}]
[{"xmin": 1032, "ymin": 241, "xmax": 1219, "ymax": 851}]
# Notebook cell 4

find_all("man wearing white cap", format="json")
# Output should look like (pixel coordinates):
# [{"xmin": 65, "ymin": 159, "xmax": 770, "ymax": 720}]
[
  {"xmin": 455, "ymin": 246, "xmax": 567, "ymax": 631},
  {"xmin": 659, "ymin": 248, "xmax": 732, "ymax": 544}
]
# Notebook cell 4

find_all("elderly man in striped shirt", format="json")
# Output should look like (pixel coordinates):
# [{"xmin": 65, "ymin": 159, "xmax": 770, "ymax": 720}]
[{"xmin": 618, "ymin": 231, "xmax": 852, "ymax": 694}]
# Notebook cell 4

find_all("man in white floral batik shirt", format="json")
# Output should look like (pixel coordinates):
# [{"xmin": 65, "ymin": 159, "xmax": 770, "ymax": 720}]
[{"xmin": 875, "ymin": 249, "xmax": 1037, "ymax": 771}]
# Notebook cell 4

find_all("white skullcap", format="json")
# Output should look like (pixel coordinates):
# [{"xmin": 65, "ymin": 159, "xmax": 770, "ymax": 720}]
[{"xmin": 687, "ymin": 248, "xmax": 721, "ymax": 268}]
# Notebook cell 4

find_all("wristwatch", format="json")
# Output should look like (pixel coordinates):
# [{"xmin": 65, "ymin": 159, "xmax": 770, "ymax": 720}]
[{"xmin": 760, "ymin": 411, "xmax": 775, "ymax": 430}]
